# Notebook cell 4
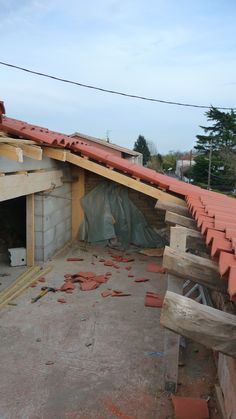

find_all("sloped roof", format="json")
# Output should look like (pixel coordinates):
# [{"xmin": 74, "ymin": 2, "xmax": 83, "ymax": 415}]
[
  {"xmin": 0, "ymin": 110, "xmax": 235, "ymax": 301},
  {"xmin": 71, "ymin": 131, "xmax": 141, "ymax": 157}
]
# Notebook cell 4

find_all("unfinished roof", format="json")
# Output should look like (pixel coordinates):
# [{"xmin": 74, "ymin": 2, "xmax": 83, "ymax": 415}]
[{"xmin": 0, "ymin": 105, "xmax": 236, "ymax": 301}]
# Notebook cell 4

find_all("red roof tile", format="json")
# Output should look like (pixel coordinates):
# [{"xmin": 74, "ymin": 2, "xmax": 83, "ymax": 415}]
[{"xmin": 1, "ymin": 110, "xmax": 236, "ymax": 300}]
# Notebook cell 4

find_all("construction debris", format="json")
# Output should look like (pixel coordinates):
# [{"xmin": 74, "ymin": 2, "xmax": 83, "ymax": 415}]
[
  {"xmin": 171, "ymin": 396, "xmax": 209, "ymax": 419},
  {"xmin": 145, "ymin": 291, "xmax": 164, "ymax": 308},
  {"xmin": 146, "ymin": 262, "xmax": 166, "ymax": 274},
  {"xmin": 139, "ymin": 248, "xmax": 165, "ymax": 257},
  {"xmin": 101, "ymin": 289, "xmax": 131, "ymax": 297}
]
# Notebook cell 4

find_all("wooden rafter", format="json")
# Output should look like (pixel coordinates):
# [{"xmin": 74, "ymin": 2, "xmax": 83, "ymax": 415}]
[
  {"xmin": 161, "ymin": 291, "xmax": 236, "ymax": 358},
  {"xmin": 163, "ymin": 246, "xmax": 227, "ymax": 292},
  {"xmin": 66, "ymin": 152, "xmax": 186, "ymax": 205},
  {"xmin": 0, "ymin": 144, "xmax": 23, "ymax": 162}
]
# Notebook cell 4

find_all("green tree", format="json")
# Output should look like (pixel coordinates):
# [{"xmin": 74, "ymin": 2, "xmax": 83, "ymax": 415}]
[
  {"xmin": 192, "ymin": 107, "xmax": 236, "ymax": 189},
  {"xmin": 133, "ymin": 135, "xmax": 151, "ymax": 165}
]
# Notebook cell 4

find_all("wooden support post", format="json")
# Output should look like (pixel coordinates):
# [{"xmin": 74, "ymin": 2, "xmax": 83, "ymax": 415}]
[
  {"xmin": 163, "ymin": 246, "xmax": 227, "ymax": 293},
  {"xmin": 155, "ymin": 200, "xmax": 189, "ymax": 216},
  {"xmin": 26, "ymin": 194, "xmax": 35, "ymax": 267},
  {"xmin": 163, "ymin": 226, "xmax": 187, "ymax": 393},
  {"xmin": 165, "ymin": 211, "xmax": 197, "ymax": 230},
  {"xmin": 161, "ymin": 291, "xmax": 236, "ymax": 357},
  {"xmin": 71, "ymin": 167, "xmax": 85, "ymax": 241}
]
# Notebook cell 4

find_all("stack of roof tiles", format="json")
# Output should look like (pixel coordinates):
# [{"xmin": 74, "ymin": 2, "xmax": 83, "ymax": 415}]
[{"xmin": 0, "ymin": 112, "xmax": 235, "ymax": 301}]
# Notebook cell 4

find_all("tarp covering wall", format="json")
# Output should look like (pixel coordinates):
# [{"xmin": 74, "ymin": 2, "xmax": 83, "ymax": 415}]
[{"xmin": 80, "ymin": 182, "xmax": 164, "ymax": 249}]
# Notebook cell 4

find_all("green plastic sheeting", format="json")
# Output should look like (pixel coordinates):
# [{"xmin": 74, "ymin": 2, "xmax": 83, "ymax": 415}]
[{"xmin": 79, "ymin": 182, "xmax": 164, "ymax": 249}]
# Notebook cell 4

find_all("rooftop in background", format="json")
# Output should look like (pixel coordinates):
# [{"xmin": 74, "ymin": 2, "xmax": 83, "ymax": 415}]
[{"xmin": 71, "ymin": 131, "xmax": 143, "ymax": 164}]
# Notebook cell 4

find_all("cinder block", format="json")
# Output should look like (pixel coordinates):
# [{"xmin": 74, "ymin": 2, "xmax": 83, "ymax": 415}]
[
  {"xmin": 55, "ymin": 221, "xmax": 67, "ymax": 239},
  {"xmin": 43, "ymin": 227, "xmax": 56, "ymax": 247},
  {"xmin": 34, "ymin": 195, "xmax": 43, "ymax": 216},
  {"xmin": 43, "ymin": 242, "xmax": 55, "ymax": 261},
  {"xmin": 35, "ymin": 214, "xmax": 43, "ymax": 232},
  {"xmin": 35, "ymin": 231, "xmax": 43, "ymax": 248},
  {"xmin": 35, "ymin": 247, "xmax": 43, "ymax": 262}
]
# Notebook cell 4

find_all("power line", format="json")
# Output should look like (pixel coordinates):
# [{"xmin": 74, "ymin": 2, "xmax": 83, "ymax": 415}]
[{"xmin": 0, "ymin": 60, "xmax": 235, "ymax": 110}]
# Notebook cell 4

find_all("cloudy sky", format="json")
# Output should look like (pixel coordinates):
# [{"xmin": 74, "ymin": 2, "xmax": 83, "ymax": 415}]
[{"xmin": 0, "ymin": 0, "xmax": 236, "ymax": 152}]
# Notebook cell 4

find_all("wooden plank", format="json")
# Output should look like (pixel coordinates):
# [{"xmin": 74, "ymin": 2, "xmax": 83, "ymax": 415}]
[
  {"xmin": 20, "ymin": 144, "xmax": 42, "ymax": 160},
  {"xmin": 160, "ymin": 291, "xmax": 236, "ymax": 357},
  {"xmin": 43, "ymin": 147, "xmax": 67, "ymax": 161},
  {"xmin": 163, "ymin": 246, "xmax": 227, "ymax": 292},
  {"xmin": 0, "ymin": 266, "xmax": 52, "ymax": 309},
  {"xmin": 164, "ymin": 227, "xmax": 186, "ymax": 393},
  {"xmin": 71, "ymin": 167, "xmax": 85, "ymax": 241},
  {"xmin": 0, "ymin": 137, "xmax": 37, "ymax": 145},
  {"xmin": 155, "ymin": 200, "xmax": 189, "ymax": 216},
  {"xmin": 26, "ymin": 194, "xmax": 35, "ymax": 267},
  {"xmin": 165, "ymin": 211, "xmax": 197, "ymax": 229},
  {"xmin": 0, "ymin": 144, "xmax": 23, "ymax": 162},
  {"xmin": 66, "ymin": 153, "xmax": 185, "ymax": 206},
  {"xmin": 0, "ymin": 169, "xmax": 63, "ymax": 202}
]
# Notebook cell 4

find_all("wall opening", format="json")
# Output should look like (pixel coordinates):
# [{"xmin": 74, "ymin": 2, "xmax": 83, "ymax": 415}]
[{"xmin": 0, "ymin": 196, "xmax": 26, "ymax": 264}]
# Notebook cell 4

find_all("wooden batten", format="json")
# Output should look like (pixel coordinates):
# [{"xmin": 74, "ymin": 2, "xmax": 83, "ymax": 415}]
[{"xmin": 161, "ymin": 291, "xmax": 236, "ymax": 358}]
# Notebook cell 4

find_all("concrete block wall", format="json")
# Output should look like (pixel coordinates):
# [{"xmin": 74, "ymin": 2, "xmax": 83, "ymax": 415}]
[
  {"xmin": 34, "ymin": 180, "xmax": 72, "ymax": 262},
  {"xmin": 85, "ymin": 171, "xmax": 165, "ymax": 230}
]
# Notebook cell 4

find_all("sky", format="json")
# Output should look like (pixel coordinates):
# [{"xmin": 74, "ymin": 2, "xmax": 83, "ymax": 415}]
[{"xmin": 0, "ymin": 0, "xmax": 236, "ymax": 153}]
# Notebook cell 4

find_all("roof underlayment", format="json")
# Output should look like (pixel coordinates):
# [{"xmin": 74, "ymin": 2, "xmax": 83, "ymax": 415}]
[{"xmin": 0, "ymin": 108, "xmax": 236, "ymax": 301}]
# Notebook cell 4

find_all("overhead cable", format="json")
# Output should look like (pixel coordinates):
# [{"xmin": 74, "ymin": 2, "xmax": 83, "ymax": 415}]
[{"xmin": 0, "ymin": 60, "xmax": 235, "ymax": 110}]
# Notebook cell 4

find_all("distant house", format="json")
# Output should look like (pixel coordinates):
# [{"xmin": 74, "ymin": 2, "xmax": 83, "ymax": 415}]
[{"xmin": 175, "ymin": 153, "xmax": 195, "ymax": 179}]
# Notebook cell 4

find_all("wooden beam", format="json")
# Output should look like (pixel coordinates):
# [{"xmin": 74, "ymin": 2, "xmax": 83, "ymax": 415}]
[
  {"xmin": 26, "ymin": 194, "xmax": 35, "ymax": 267},
  {"xmin": 160, "ymin": 291, "xmax": 236, "ymax": 358},
  {"xmin": 163, "ymin": 246, "xmax": 227, "ymax": 292},
  {"xmin": 171, "ymin": 226, "xmax": 202, "ymax": 240},
  {"xmin": 165, "ymin": 211, "xmax": 197, "ymax": 229},
  {"xmin": 163, "ymin": 226, "xmax": 187, "ymax": 393},
  {"xmin": 20, "ymin": 144, "xmax": 42, "ymax": 160},
  {"xmin": 43, "ymin": 147, "xmax": 67, "ymax": 161},
  {"xmin": 155, "ymin": 200, "xmax": 188, "ymax": 216},
  {"xmin": 66, "ymin": 153, "xmax": 185, "ymax": 206},
  {"xmin": 0, "ymin": 138, "xmax": 37, "ymax": 145},
  {"xmin": 0, "ymin": 169, "xmax": 63, "ymax": 202},
  {"xmin": 0, "ymin": 144, "xmax": 23, "ymax": 162},
  {"xmin": 71, "ymin": 167, "xmax": 85, "ymax": 241}
]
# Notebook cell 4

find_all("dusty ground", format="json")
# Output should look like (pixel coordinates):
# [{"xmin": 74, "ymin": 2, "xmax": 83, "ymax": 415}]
[{"xmin": 0, "ymin": 243, "xmax": 220, "ymax": 419}]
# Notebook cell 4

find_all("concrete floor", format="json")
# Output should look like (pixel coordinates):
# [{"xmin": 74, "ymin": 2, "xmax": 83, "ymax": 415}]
[
  {"xmin": 0, "ymin": 243, "xmax": 171, "ymax": 419},
  {"xmin": 0, "ymin": 261, "xmax": 28, "ymax": 291}
]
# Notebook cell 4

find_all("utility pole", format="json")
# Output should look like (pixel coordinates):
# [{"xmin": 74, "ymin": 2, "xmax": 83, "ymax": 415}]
[{"xmin": 207, "ymin": 139, "xmax": 213, "ymax": 190}]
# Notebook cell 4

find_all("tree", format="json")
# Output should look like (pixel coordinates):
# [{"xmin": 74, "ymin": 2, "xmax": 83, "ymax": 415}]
[
  {"xmin": 147, "ymin": 153, "xmax": 163, "ymax": 171},
  {"xmin": 192, "ymin": 107, "xmax": 236, "ymax": 190},
  {"xmin": 133, "ymin": 135, "xmax": 151, "ymax": 165}
]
